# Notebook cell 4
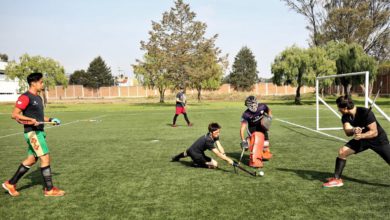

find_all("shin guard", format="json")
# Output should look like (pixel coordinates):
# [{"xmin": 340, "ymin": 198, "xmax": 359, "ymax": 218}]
[{"xmin": 249, "ymin": 132, "xmax": 265, "ymax": 168}]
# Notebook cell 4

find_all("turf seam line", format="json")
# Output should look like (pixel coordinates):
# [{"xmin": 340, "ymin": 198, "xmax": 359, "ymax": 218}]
[{"xmin": 275, "ymin": 118, "xmax": 348, "ymax": 142}]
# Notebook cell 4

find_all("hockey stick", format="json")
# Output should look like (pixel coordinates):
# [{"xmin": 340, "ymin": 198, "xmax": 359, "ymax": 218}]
[
  {"xmin": 233, "ymin": 161, "xmax": 256, "ymax": 176},
  {"xmin": 238, "ymin": 148, "xmax": 245, "ymax": 164}
]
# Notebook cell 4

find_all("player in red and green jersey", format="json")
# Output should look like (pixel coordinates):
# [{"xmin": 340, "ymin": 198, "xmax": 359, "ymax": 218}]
[{"xmin": 2, "ymin": 72, "xmax": 65, "ymax": 197}]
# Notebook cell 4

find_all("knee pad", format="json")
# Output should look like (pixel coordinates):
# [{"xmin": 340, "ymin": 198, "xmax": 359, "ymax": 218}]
[{"xmin": 249, "ymin": 132, "xmax": 264, "ymax": 168}]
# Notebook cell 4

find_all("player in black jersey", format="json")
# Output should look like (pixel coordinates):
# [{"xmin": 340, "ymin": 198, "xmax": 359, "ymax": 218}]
[
  {"xmin": 323, "ymin": 95, "xmax": 390, "ymax": 188},
  {"xmin": 2, "ymin": 72, "xmax": 65, "ymax": 196},
  {"xmin": 240, "ymin": 96, "xmax": 273, "ymax": 168},
  {"xmin": 171, "ymin": 123, "xmax": 237, "ymax": 168}
]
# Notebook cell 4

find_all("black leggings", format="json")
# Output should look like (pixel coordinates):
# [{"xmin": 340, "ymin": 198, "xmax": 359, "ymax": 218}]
[
  {"xmin": 371, "ymin": 143, "xmax": 390, "ymax": 165},
  {"xmin": 173, "ymin": 113, "xmax": 190, "ymax": 125}
]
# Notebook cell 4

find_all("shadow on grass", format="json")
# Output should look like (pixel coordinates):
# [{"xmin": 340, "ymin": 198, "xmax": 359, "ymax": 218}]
[
  {"xmin": 16, "ymin": 168, "xmax": 61, "ymax": 192},
  {"xmin": 277, "ymin": 168, "xmax": 390, "ymax": 187},
  {"xmin": 280, "ymin": 125, "xmax": 344, "ymax": 144}
]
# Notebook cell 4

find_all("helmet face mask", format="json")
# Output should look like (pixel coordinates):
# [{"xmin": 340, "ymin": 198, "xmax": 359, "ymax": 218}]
[
  {"xmin": 247, "ymin": 103, "xmax": 258, "ymax": 112},
  {"xmin": 245, "ymin": 96, "xmax": 258, "ymax": 112}
]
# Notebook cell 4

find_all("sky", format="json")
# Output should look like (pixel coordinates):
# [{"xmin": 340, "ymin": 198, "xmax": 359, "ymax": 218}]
[{"xmin": 0, "ymin": 0, "xmax": 310, "ymax": 79}]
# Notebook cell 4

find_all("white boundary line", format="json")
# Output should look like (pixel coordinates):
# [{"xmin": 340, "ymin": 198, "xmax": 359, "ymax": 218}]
[
  {"xmin": 275, "ymin": 118, "xmax": 347, "ymax": 142},
  {"xmin": 0, "ymin": 115, "xmax": 108, "ymax": 140}
]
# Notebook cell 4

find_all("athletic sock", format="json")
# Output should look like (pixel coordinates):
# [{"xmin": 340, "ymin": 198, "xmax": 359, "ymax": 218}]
[
  {"xmin": 41, "ymin": 166, "xmax": 53, "ymax": 191},
  {"xmin": 334, "ymin": 157, "xmax": 346, "ymax": 179},
  {"xmin": 183, "ymin": 113, "xmax": 190, "ymax": 124},
  {"xmin": 9, "ymin": 164, "xmax": 30, "ymax": 185},
  {"xmin": 172, "ymin": 152, "xmax": 186, "ymax": 161},
  {"xmin": 173, "ymin": 114, "xmax": 179, "ymax": 125}
]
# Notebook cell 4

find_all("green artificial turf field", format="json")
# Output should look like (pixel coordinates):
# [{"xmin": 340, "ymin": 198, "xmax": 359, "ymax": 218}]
[{"xmin": 0, "ymin": 99, "xmax": 389, "ymax": 219}]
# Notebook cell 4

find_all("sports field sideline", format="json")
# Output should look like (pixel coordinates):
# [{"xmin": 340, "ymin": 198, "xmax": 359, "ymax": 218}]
[{"xmin": 0, "ymin": 99, "xmax": 389, "ymax": 219}]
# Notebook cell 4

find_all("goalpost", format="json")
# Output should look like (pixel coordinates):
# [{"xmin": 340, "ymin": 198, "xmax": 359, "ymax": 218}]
[{"xmin": 316, "ymin": 71, "xmax": 390, "ymax": 131}]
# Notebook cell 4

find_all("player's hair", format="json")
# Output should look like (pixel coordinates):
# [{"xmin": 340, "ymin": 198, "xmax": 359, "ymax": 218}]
[
  {"xmin": 27, "ymin": 72, "xmax": 43, "ymax": 86},
  {"xmin": 336, "ymin": 95, "xmax": 354, "ymax": 110},
  {"xmin": 208, "ymin": 122, "xmax": 221, "ymax": 132}
]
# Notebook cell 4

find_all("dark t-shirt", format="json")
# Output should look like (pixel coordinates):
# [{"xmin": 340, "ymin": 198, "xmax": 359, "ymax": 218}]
[
  {"xmin": 15, "ymin": 91, "xmax": 45, "ymax": 133},
  {"xmin": 187, "ymin": 133, "xmax": 219, "ymax": 156},
  {"xmin": 342, "ymin": 107, "xmax": 388, "ymax": 145},
  {"xmin": 176, "ymin": 92, "xmax": 186, "ymax": 107},
  {"xmin": 241, "ymin": 103, "xmax": 270, "ymax": 133}
]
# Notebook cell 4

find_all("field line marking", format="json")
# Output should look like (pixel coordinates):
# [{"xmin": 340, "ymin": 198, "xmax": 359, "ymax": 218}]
[
  {"xmin": 0, "ymin": 115, "xmax": 108, "ymax": 140},
  {"xmin": 275, "ymin": 118, "xmax": 347, "ymax": 142}
]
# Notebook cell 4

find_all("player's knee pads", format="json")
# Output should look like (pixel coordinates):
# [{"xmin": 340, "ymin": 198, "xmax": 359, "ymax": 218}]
[{"xmin": 264, "ymin": 140, "xmax": 269, "ymax": 147}]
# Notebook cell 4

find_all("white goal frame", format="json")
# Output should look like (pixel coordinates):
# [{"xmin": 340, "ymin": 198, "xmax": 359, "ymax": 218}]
[
  {"xmin": 316, "ymin": 71, "xmax": 369, "ymax": 131},
  {"xmin": 316, "ymin": 71, "xmax": 390, "ymax": 131}
]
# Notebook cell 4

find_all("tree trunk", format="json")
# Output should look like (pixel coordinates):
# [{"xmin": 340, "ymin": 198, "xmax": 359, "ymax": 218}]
[
  {"xmin": 342, "ymin": 82, "xmax": 350, "ymax": 96},
  {"xmin": 295, "ymin": 85, "xmax": 302, "ymax": 105},
  {"xmin": 159, "ymin": 88, "xmax": 165, "ymax": 103},
  {"xmin": 197, "ymin": 87, "xmax": 202, "ymax": 102}
]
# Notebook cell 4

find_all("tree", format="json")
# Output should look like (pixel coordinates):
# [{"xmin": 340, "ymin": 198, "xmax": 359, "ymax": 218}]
[
  {"xmin": 228, "ymin": 46, "xmax": 258, "ymax": 91},
  {"xmin": 282, "ymin": 0, "xmax": 324, "ymax": 46},
  {"xmin": 133, "ymin": 0, "xmax": 226, "ymax": 102},
  {"xmin": 306, "ymin": 46, "xmax": 337, "ymax": 95},
  {"xmin": 69, "ymin": 69, "xmax": 88, "ymax": 85},
  {"xmin": 5, "ymin": 54, "xmax": 68, "ymax": 93},
  {"xmin": 324, "ymin": 41, "xmax": 378, "ymax": 95},
  {"xmin": 283, "ymin": 0, "xmax": 390, "ymax": 61},
  {"xmin": 271, "ymin": 45, "xmax": 335, "ymax": 104},
  {"xmin": 0, "ymin": 53, "xmax": 8, "ymax": 62},
  {"xmin": 186, "ymin": 39, "xmax": 228, "ymax": 101},
  {"xmin": 133, "ymin": 52, "xmax": 171, "ymax": 103},
  {"xmin": 84, "ymin": 56, "xmax": 114, "ymax": 88}
]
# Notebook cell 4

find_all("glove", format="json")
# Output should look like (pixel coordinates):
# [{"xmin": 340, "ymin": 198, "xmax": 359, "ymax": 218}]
[
  {"xmin": 50, "ymin": 118, "xmax": 61, "ymax": 125},
  {"xmin": 232, "ymin": 161, "xmax": 239, "ymax": 167},
  {"xmin": 240, "ymin": 140, "xmax": 249, "ymax": 151}
]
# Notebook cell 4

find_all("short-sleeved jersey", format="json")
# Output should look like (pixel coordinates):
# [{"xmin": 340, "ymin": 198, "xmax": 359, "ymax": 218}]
[
  {"xmin": 342, "ymin": 107, "xmax": 388, "ymax": 145},
  {"xmin": 241, "ymin": 103, "xmax": 270, "ymax": 133},
  {"xmin": 187, "ymin": 133, "xmax": 219, "ymax": 155},
  {"xmin": 15, "ymin": 91, "xmax": 45, "ymax": 133},
  {"xmin": 176, "ymin": 92, "xmax": 186, "ymax": 107}
]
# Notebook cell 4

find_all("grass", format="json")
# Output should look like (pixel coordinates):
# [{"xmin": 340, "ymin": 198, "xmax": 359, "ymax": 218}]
[{"xmin": 0, "ymin": 98, "xmax": 389, "ymax": 219}]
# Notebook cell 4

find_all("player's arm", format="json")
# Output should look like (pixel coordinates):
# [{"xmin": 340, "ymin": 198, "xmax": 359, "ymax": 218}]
[
  {"xmin": 211, "ymin": 148, "xmax": 234, "ymax": 165},
  {"xmin": 11, "ymin": 107, "xmax": 38, "ymax": 125},
  {"xmin": 240, "ymin": 121, "xmax": 247, "ymax": 141},
  {"xmin": 354, "ymin": 122, "xmax": 378, "ymax": 140},
  {"xmin": 176, "ymin": 97, "xmax": 183, "ymax": 103},
  {"xmin": 342, "ymin": 122, "xmax": 355, "ymax": 136},
  {"xmin": 265, "ymin": 105, "xmax": 272, "ymax": 118},
  {"xmin": 215, "ymin": 140, "xmax": 225, "ymax": 155}
]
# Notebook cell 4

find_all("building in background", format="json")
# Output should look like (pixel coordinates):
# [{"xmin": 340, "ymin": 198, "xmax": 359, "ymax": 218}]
[{"xmin": 0, "ymin": 61, "xmax": 20, "ymax": 102}]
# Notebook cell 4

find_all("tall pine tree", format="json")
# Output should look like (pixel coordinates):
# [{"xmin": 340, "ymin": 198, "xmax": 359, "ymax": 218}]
[
  {"xmin": 85, "ymin": 56, "xmax": 114, "ymax": 88},
  {"xmin": 228, "ymin": 46, "xmax": 258, "ymax": 91}
]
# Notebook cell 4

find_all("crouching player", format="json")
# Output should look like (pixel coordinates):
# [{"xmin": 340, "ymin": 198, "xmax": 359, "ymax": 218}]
[
  {"xmin": 171, "ymin": 123, "xmax": 238, "ymax": 168},
  {"xmin": 240, "ymin": 96, "xmax": 272, "ymax": 168},
  {"xmin": 2, "ymin": 72, "xmax": 65, "ymax": 197}
]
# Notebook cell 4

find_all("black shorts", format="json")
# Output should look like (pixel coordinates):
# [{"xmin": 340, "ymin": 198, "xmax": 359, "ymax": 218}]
[
  {"xmin": 346, "ymin": 139, "xmax": 390, "ymax": 164},
  {"xmin": 186, "ymin": 150, "xmax": 211, "ymax": 168}
]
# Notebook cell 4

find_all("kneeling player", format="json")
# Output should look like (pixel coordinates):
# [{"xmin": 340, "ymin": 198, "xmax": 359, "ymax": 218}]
[
  {"xmin": 240, "ymin": 96, "xmax": 273, "ymax": 168},
  {"xmin": 171, "ymin": 123, "xmax": 237, "ymax": 168}
]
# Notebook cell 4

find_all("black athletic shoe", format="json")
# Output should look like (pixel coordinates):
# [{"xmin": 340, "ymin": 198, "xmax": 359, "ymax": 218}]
[{"xmin": 171, "ymin": 156, "xmax": 180, "ymax": 162}]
